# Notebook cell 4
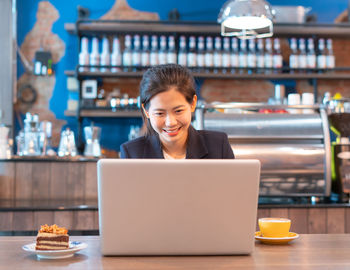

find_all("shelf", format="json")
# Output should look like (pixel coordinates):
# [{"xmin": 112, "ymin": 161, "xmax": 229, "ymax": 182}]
[
  {"xmin": 65, "ymin": 69, "xmax": 350, "ymax": 80},
  {"xmin": 65, "ymin": 20, "xmax": 350, "ymax": 38},
  {"xmin": 65, "ymin": 109, "xmax": 142, "ymax": 118}
]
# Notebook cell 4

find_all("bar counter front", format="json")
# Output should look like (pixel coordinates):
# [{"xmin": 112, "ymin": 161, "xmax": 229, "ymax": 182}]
[{"xmin": 1, "ymin": 234, "xmax": 350, "ymax": 269}]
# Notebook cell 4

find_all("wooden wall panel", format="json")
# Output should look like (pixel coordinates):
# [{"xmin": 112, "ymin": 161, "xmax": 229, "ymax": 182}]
[
  {"xmin": 94, "ymin": 210, "xmax": 100, "ymax": 231},
  {"xmin": 0, "ymin": 212, "xmax": 13, "ymax": 231},
  {"xmin": 289, "ymin": 208, "xmax": 308, "ymax": 233},
  {"xmin": 33, "ymin": 211, "xmax": 55, "ymax": 230},
  {"xmin": 15, "ymin": 162, "xmax": 33, "ymax": 200},
  {"xmin": 12, "ymin": 211, "xmax": 34, "ymax": 231},
  {"xmin": 308, "ymin": 208, "xmax": 327, "ymax": 234},
  {"xmin": 54, "ymin": 211, "xmax": 74, "ymax": 231},
  {"xmin": 32, "ymin": 162, "xmax": 51, "ymax": 200},
  {"xmin": 66, "ymin": 162, "xmax": 85, "ymax": 200},
  {"xmin": 74, "ymin": 211, "xmax": 95, "ymax": 230},
  {"xmin": 85, "ymin": 162, "xmax": 97, "ymax": 200},
  {"xmin": 327, "ymin": 208, "xmax": 345, "ymax": 233},
  {"xmin": 0, "ymin": 162, "xmax": 15, "ymax": 200},
  {"xmin": 270, "ymin": 208, "xmax": 289, "ymax": 219},
  {"xmin": 50, "ymin": 162, "xmax": 68, "ymax": 200},
  {"xmin": 345, "ymin": 208, "xmax": 350, "ymax": 233}
]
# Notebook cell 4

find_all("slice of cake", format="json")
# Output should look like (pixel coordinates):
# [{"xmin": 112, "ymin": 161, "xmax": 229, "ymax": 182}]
[{"xmin": 35, "ymin": 224, "xmax": 69, "ymax": 250}]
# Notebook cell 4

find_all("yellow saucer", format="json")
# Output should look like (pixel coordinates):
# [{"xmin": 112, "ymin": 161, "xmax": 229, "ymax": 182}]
[{"xmin": 255, "ymin": 231, "xmax": 299, "ymax": 245}]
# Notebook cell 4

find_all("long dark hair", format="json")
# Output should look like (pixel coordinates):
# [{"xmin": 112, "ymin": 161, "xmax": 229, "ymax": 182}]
[{"xmin": 139, "ymin": 64, "xmax": 196, "ymax": 136}]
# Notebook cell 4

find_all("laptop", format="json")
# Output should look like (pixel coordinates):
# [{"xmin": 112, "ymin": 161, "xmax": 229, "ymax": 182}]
[{"xmin": 97, "ymin": 159, "xmax": 260, "ymax": 256}]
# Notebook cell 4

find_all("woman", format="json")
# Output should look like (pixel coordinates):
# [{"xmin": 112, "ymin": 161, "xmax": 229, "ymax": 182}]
[{"xmin": 120, "ymin": 64, "xmax": 234, "ymax": 159}]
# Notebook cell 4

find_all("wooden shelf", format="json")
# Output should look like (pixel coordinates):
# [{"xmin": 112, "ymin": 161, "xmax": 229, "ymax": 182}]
[
  {"xmin": 65, "ymin": 20, "xmax": 350, "ymax": 38},
  {"xmin": 65, "ymin": 69, "xmax": 350, "ymax": 80},
  {"xmin": 65, "ymin": 109, "xmax": 142, "ymax": 118}
]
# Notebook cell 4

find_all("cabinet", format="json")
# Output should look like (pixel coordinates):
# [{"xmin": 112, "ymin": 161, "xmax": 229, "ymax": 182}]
[{"xmin": 64, "ymin": 19, "xmax": 350, "ymax": 148}]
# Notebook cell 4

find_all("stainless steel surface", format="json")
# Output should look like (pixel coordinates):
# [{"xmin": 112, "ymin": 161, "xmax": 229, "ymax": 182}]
[
  {"xmin": 272, "ymin": 6, "xmax": 311, "ymax": 23},
  {"xmin": 199, "ymin": 103, "xmax": 331, "ymax": 197}
]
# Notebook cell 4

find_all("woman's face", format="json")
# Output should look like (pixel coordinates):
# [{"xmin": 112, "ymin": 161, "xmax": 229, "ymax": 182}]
[{"xmin": 144, "ymin": 87, "xmax": 197, "ymax": 147}]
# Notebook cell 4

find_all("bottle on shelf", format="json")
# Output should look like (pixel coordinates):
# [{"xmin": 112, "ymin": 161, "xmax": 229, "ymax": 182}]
[
  {"xmin": 100, "ymin": 36, "xmax": 110, "ymax": 72},
  {"xmin": 247, "ymin": 38, "xmax": 256, "ymax": 74},
  {"xmin": 122, "ymin": 35, "xmax": 132, "ymax": 71},
  {"xmin": 90, "ymin": 37, "xmax": 100, "ymax": 72},
  {"xmin": 222, "ymin": 37, "xmax": 231, "ymax": 73},
  {"xmin": 78, "ymin": 37, "xmax": 89, "ymax": 72},
  {"xmin": 196, "ymin": 36, "xmax": 205, "ymax": 71},
  {"xmin": 264, "ymin": 38, "xmax": 273, "ymax": 73},
  {"xmin": 326, "ymin": 38, "xmax": 335, "ymax": 69},
  {"xmin": 273, "ymin": 38, "xmax": 283, "ymax": 73},
  {"xmin": 141, "ymin": 35, "xmax": 150, "ymax": 67},
  {"xmin": 317, "ymin": 38, "xmax": 327, "ymax": 70},
  {"xmin": 158, "ymin": 35, "xmax": 167, "ymax": 65},
  {"xmin": 167, "ymin": 36, "xmax": 177, "ymax": 64},
  {"xmin": 256, "ymin": 38, "xmax": 265, "ymax": 73},
  {"xmin": 177, "ymin": 35, "xmax": 187, "ymax": 66},
  {"xmin": 205, "ymin": 36, "xmax": 214, "ymax": 72},
  {"xmin": 131, "ymin": 35, "xmax": 141, "ymax": 70},
  {"xmin": 213, "ymin": 37, "xmax": 223, "ymax": 73},
  {"xmin": 150, "ymin": 35, "xmax": 159, "ymax": 66},
  {"xmin": 187, "ymin": 36, "xmax": 197, "ymax": 69},
  {"xmin": 298, "ymin": 38, "xmax": 307, "ymax": 70},
  {"xmin": 306, "ymin": 38, "xmax": 316, "ymax": 70},
  {"xmin": 111, "ymin": 36, "xmax": 122, "ymax": 72},
  {"xmin": 230, "ymin": 37, "xmax": 239, "ymax": 73},
  {"xmin": 289, "ymin": 38, "xmax": 299, "ymax": 71}
]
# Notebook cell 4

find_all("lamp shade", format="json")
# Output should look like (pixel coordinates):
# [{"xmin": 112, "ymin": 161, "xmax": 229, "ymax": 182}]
[{"xmin": 218, "ymin": 0, "xmax": 274, "ymax": 39}]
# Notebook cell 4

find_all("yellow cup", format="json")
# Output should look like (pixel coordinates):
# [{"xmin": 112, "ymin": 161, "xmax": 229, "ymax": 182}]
[{"xmin": 258, "ymin": 218, "xmax": 291, "ymax": 238}]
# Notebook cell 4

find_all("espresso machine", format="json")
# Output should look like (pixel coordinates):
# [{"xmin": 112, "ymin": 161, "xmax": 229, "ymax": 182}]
[{"xmin": 328, "ymin": 98, "xmax": 350, "ymax": 202}]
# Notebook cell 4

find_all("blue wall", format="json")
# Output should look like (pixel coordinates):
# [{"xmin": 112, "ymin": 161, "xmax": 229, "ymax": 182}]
[{"xmin": 16, "ymin": 0, "xmax": 348, "ymax": 151}]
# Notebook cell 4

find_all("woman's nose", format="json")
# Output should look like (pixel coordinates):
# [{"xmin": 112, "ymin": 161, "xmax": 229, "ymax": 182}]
[{"xmin": 165, "ymin": 113, "xmax": 177, "ymax": 126}]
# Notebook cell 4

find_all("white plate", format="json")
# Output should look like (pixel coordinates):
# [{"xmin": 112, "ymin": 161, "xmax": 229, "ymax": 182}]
[{"xmin": 22, "ymin": 241, "xmax": 88, "ymax": 259}]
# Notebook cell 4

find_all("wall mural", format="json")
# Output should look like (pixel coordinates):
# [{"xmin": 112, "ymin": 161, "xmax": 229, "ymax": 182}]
[{"xmin": 16, "ymin": 1, "xmax": 66, "ymax": 146}]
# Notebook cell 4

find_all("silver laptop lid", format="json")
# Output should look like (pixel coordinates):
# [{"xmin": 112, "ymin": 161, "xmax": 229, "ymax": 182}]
[{"xmin": 98, "ymin": 159, "xmax": 260, "ymax": 256}]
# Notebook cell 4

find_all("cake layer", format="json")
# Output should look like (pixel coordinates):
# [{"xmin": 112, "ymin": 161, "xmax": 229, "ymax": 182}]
[
  {"xmin": 37, "ymin": 235, "xmax": 69, "ymax": 242},
  {"xmin": 36, "ymin": 245, "xmax": 69, "ymax": 250}
]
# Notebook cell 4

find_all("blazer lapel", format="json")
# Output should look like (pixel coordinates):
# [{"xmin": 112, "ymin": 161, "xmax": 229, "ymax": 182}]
[
  {"xmin": 186, "ymin": 126, "xmax": 208, "ymax": 159},
  {"xmin": 143, "ymin": 134, "xmax": 164, "ymax": 158}
]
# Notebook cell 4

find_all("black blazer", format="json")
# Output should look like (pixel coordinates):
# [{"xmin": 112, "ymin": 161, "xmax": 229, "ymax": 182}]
[{"xmin": 120, "ymin": 126, "xmax": 235, "ymax": 159}]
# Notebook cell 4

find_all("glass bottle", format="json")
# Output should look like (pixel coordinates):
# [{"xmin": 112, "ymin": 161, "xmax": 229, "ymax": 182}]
[
  {"xmin": 100, "ymin": 36, "xmax": 110, "ymax": 72},
  {"xmin": 141, "ymin": 35, "xmax": 150, "ymax": 67},
  {"xmin": 177, "ymin": 35, "xmax": 187, "ymax": 66},
  {"xmin": 122, "ymin": 35, "xmax": 132, "ymax": 71},
  {"xmin": 187, "ymin": 36, "xmax": 197, "ymax": 68},
  {"xmin": 213, "ymin": 36, "xmax": 222, "ymax": 73},
  {"xmin": 289, "ymin": 38, "xmax": 299, "ymax": 71},
  {"xmin": 298, "ymin": 38, "xmax": 307, "ymax": 70},
  {"xmin": 79, "ymin": 37, "xmax": 89, "ymax": 72},
  {"xmin": 264, "ymin": 38, "xmax": 273, "ymax": 73},
  {"xmin": 326, "ymin": 38, "xmax": 335, "ymax": 69},
  {"xmin": 317, "ymin": 38, "xmax": 327, "ymax": 69},
  {"xmin": 256, "ymin": 39, "xmax": 265, "ymax": 73},
  {"xmin": 222, "ymin": 37, "xmax": 231, "ymax": 73},
  {"xmin": 158, "ymin": 35, "xmax": 167, "ymax": 65},
  {"xmin": 247, "ymin": 38, "xmax": 256, "ymax": 74},
  {"xmin": 239, "ymin": 39, "xmax": 248, "ymax": 73},
  {"xmin": 150, "ymin": 35, "xmax": 159, "ymax": 66},
  {"xmin": 90, "ymin": 37, "xmax": 100, "ymax": 72},
  {"xmin": 167, "ymin": 36, "xmax": 177, "ymax": 64},
  {"xmin": 306, "ymin": 38, "xmax": 316, "ymax": 69},
  {"xmin": 205, "ymin": 36, "xmax": 214, "ymax": 72},
  {"xmin": 131, "ymin": 34, "xmax": 141, "ymax": 70},
  {"xmin": 230, "ymin": 37, "xmax": 239, "ymax": 73},
  {"xmin": 111, "ymin": 36, "xmax": 122, "ymax": 72},
  {"xmin": 196, "ymin": 36, "xmax": 205, "ymax": 71},
  {"xmin": 273, "ymin": 38, "xmax": 283, "ymax": 73}
]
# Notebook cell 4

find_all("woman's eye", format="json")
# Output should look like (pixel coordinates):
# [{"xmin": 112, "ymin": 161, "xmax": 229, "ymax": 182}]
[{"xmin": 154, "ymin": 112, "xmax": 164, "ymax": 116}]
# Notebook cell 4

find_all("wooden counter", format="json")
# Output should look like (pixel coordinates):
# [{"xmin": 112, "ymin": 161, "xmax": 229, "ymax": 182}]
[{"xmin": 2, "ymin": 234, "xmax": 350, "ymax": 269}]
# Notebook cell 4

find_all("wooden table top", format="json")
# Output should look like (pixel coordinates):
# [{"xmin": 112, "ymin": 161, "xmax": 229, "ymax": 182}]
[{"xmin": 1, "ymin": 234, "xmax": 350, "ymax": 269}]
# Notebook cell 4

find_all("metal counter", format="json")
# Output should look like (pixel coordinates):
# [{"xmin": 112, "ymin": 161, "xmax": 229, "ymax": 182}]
[{"xmin": 195, "ymin": 103, "xmax": 331, "ymax": 197}]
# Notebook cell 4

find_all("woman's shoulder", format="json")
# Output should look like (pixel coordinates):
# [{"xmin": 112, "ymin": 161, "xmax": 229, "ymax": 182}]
[
  {"xmin": 196, "ymin": 129, "xmax": 228, "ymax": 140},
  {"xmin": 121, "ymin": 136, "xmax": 148, "ymax": 150}
]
